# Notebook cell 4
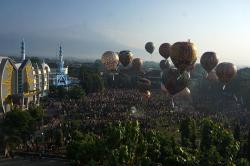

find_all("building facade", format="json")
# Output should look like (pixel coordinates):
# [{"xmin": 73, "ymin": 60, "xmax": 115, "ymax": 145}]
[{"xmin": 0, "ymin": 40, "xmax": 50, "ymax": 114}]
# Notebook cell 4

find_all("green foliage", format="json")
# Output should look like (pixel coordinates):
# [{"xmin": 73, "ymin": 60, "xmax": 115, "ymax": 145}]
[
  {"xmin": 234, "ymin": 123, "xmax": 241, "ymax": 141},
  {"xmin": 29, "ymin": 56, "xmax": 42, "ymax": 65},
  {"xmin": 237, "ymin": 158, "xmax": 250, "ymax": 166},
  {"xmin": 0, "ymin": 108, "xmax": 37, "ymax": 150},
  {"xmin": 180, "ymin": 118, "xmax": 197, "ymax": 148},
  {"xmin": 68, "ymin": 86, "xmax": 86, "ymax": 99},
  {"xmin": 247, "ymin": 129, "xmax": 250, "ymax": 161},
  {"xmin": 49, "ymin": 85, "xmax": 86, "ymax": 100},
  {"xmin": 66, "ymin": 119, "xmax": 241, "ymax": 166},
  {"xmin": 67, "ymin": 121, "xmax": 164, "ymax": 165},
  {"xmin": 2, "ymin": 109, "xmax": 35, "ymax": 137},
  {"xmin": 200, "ymin": 118, "xmax": 240, "ymax": 163},
  {"xmin": 54, "ymin": 128, "xmax": 64, "ymax": 147},
  {"xmin": 28, "ymin": 105, "xmax": 43, "ymax": 121},
  {"xmin": 227, "ymin": 68, "xmax": 250, "ymax": 110},
  {"xmin": 142, "ymin": 61, "xmax": 160, "ymax": 70},
  {"xmin": 80, "ymin": 65, "xmax": 104, "ymax": 93}
]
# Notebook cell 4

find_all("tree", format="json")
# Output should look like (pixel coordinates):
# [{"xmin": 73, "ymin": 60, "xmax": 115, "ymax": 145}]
[
  {"xmin": 54, "ymin": 128, "xmax": 64, "ymax": 148},
  {"xmin": 2, "ymin": 109, "xmax": 35, "ymax": 139},
  {"xmin": 237, "ymin": 158, "xmax": 250, "ymax": 166},
  {"xmin": 80, "ymin": 66, "xmax": 104, "ymax": 93},
  {"xmin": 200, "ymin": 118, "xmax": 240, "ymax": 164},
  {"xmin": 234, "ymin": 123, "xmax": 241, "ymax": 141},
  {"xmin": 29, "ymin": 56, "xmax": 41, "ymax": 65},
  {"xmin": 67, "ymin": 121, "xmax": 163, "ymax": 165},
  {"xmin": 68, "ymin": 85, "xmax": 85, "ymax": 99},
  {"xmin": 179, "ymin": 118, "xmax": 197, "ymax": 148},
  {"xmin": 28, "ymin": 105, "xmax": 43, "ymax": 121},
  {"xmin": 247, "ymin": 129, "xmax": 250, "ymax": 161},
  {"xmin": 0, "ymin": 109, "xmax": 36, "ymax": 154}
]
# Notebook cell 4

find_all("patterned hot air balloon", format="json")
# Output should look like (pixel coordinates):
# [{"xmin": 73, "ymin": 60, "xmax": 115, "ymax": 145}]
[
  {"xmin": 170, "ymin": 41, "xmax": 197, "ymax": 72},
  {"xmin": 132, "ymin": 58, "xmax": 143, "ymax": 71},
  {"xmin": 200, "ymin": 52, "xmax": 219, "ymax": 73},
  {"xmin": 101, "ymin": 51, "xmax": 119, "ymax": 71},
  {"xmin": 159, "ymin": 59, "xmax": 170, "ymax": 71},
  {"xmin": 119, "ymin": 50, "xmax": 133, "ymax": 67},
  {"xmin": 145, "ymin": 42, "xmax": 155, "ymax": 54},
  {"xmin": 216, "ymin": 62, "xmax": 237, "ymax": 87},
  {"xmin": 161, "ymin": 68, "xmax": 190, "ymax": 95}
]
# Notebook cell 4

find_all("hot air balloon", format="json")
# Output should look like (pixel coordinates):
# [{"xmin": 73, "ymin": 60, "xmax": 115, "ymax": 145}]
[
  {"xmin": 159, "ymin": 43, "xmax": 171, "ymax": 59},
  {"xmin": 142, "ymin": 90, "xmax": 151, "ymax": 99},
  {"xmin": 119, "ymin": 50, "xmax": 133, "ymax": 67},
  {"xmin": 159, "ymin": 59, "xmax": 170, "ymax": 71},
  {"xmin": 216, "ymin": 62, "xmax": 237, "ymax": 89},
  {"xmin": 101, "ymin": 51, "xmax": 119, "ymax": 71},
  {"xmin": 200, "ymin": 52, "xmax": 219, "ymax": 73},
  {"xmin": 132, "ymin": 58, "xmax": 143, "ymax": 71},
  {"xmin": 137, "ymin": 77, "xmax": 151, "ymax": 92},
  {"xmin": 206, "ymin": 70, "xmax": 218, "ymax": 81},
  {"xmin": 170, "ymin": 41, "xmax": 197, "ymax": 72},
  {"xmin": 145, "ymin": 42, "xmax": 155, "ymax": 54},
  {"xmin": 162, "ymin": 68, "xmax": 190, "ymax": 95},
  {"xmin": 186, "ymin": 61, "xmax": 196, "ymax": 72},
  {"xmin": 161, "ymin": 83, "xmax": 168, "ymax": 93},
  {"xmin": 174, "ymin": 87, "xmax": 191, "ymax": 98}
]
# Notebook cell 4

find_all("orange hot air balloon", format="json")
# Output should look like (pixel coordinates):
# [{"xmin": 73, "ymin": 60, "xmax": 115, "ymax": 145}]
[
  {"xmin": 159, "ymin": 43, "xmax": 171, "ymax": 59},
  {"xmin": 119, "ymin": 50, "xmax": 133, "ymax": 67},
  {"xmin": 216, "ymin": 62, "xmax": 237, "ymax": 85},
  {"xmin": 170, "ymin": 41, "xmax": 197, "ymax": 72},
  {"xmin": 200, "ymin": 52, "xmax": 219, "ymax": 73},
  {"xmin": 132, "ymin": 58, "xmax": 143, "ymax": 70}
]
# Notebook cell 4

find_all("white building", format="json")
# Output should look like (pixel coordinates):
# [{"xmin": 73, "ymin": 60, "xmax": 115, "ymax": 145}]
[
  {"xmin": 49, "ymin": 45, "xmax": 70, "ymax": 87},
  {"xmin": 0, "ymin": 40, "xmax": 51, "ymax": 114}
]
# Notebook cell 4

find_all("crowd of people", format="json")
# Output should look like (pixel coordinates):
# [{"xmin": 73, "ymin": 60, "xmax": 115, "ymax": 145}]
[{"xmin": 42, "ymin": 88, "xmax": 250, "ymax": 139}]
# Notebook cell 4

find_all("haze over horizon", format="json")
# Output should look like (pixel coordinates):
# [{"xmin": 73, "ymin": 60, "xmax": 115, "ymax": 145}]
[{"xmin": 0, "ymin": 0, "xmax": 250, "ymax": 66}]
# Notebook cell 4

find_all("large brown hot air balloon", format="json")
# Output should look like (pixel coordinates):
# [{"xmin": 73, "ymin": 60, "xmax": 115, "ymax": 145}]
[
  {"xmin": 137, "ymin": 77, "xmax": 151, "ymax": 92},
  {"xmin": 145, "ymin": 42, "xmax": 155, "ymax": 54},
  {"xmin": 159, "ymin": 43, "xmax": 171, "ymax": 59},
  {"xmin": 132, "ymin": 58, "xmax": 143, "ymax": 70},
  {"xmin": 119, "ymin": 50, "xmax": 133, "ymax": 67},
  {"xmin": 216, "ymin": 62, "xmax": 237, "ymax": 86},
  {"xmin": 101, "ymin": 51, "xmax": 119, "ymax": 71},
  {"xmin": 161, "ymin": 68, "xmax": 190, "ymax": 95},
  {"xmin": 170, "ymin": 41, "xmax": 197, "ymax": 72},
  {"xmin": 200, "ymin": 52, "xmax": 219, "ymax": 73},
  {"xmin": 159, "ymin": 59, "xmax": 170, "ymax": 71}
]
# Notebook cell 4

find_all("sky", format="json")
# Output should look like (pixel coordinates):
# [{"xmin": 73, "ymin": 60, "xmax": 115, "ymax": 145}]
[{"xmin": 0, "ymin": 0, "xmax": 250, "ymax": 65}]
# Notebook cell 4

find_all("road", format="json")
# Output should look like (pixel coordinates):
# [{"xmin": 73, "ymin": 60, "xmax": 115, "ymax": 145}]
[{"xmin": 0, "ymin": 157, "xmax": 70, "ymax": 166}]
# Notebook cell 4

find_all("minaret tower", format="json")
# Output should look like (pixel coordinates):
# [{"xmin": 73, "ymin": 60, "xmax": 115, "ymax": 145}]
[
  {"xmin": 21, "ymin": 39, "xmax": 26, "ymax": 61},
  {"xmin": 58, "ymin": 45, "xmax": 64, "ymax": 73}
]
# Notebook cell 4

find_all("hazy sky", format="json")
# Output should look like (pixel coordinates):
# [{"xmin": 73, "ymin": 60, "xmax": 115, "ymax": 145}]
[{"xmin": 0, "ymin": 0, "xmax": 250, "ymax": 65}]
